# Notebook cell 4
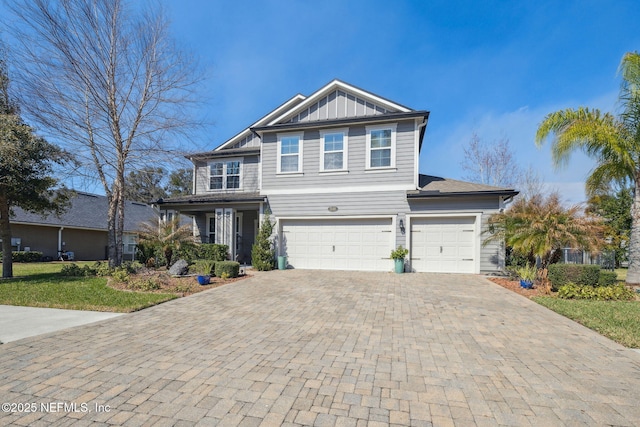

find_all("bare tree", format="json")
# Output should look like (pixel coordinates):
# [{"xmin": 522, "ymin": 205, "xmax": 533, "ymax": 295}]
[
  {"xmin": 5, "ymin": 0, "xmax": 204, "ymax": 267},
  {"xmin": 514, "ymin": 165, "xmax": 545, "ymax": 201},
  {"xmin": 460, "ymin": 133, "xmax": 518, "ymax": 188}
]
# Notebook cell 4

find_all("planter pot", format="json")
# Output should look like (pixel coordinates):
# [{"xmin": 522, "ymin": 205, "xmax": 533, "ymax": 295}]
[
  {"xmin": 394, "ymin": 258, "xmax": 405, "ymax": 274},
  {"xmin": 277, "ymin": 256, "xmax": 287, "ymax": 270},
  {"xmin": 520, "ymin": 279, "xmax": 533, "ymax": 289},
  {"xmin": 197, "ymin": 275, "xmax": 211, "ymax": 285}
]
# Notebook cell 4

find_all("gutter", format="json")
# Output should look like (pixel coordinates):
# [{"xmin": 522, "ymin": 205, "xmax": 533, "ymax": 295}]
[
  {"xmin": 407, "ymin": 190, "xmax": 520, "ymax": 199},
  {"xmin": 251, "ymin": 110, "xmax": 430, "ymax": 133}
]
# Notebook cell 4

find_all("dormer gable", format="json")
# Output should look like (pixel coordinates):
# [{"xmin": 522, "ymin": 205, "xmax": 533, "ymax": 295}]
[{"xmin": 267, "ymin": 79, "xmax": 412, "ymax": 126}]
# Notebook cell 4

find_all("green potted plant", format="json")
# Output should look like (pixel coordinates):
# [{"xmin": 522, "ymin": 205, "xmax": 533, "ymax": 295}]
[
  {"xmin": 516, "ymin": 265, "xmax": 537, "ymax": 289},
  {"xmin": 195, "ymin": 259, "xmax": 215, "ymax": 285},
  {"xmin": 390, "ymin": 245, "xmax": 409, "ymax": 274}
]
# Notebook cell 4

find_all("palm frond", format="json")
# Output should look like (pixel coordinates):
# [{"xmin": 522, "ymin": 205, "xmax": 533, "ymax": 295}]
[{"xmin": 619, "ymin": 52, "xmax": 640, "ymax": 139}]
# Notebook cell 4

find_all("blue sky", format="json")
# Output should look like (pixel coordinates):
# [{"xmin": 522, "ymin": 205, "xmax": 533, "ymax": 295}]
[
  {"xmin": 5, "ymin": 0, "xmax": 640, "ymax": 203},
  {"xmin": 163, "ymin": 0, "xmax": 640, "ymax": 204}
]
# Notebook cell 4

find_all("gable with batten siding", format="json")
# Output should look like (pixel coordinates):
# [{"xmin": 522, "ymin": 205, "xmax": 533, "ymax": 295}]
[
  {"xmin": 268, "ymin": 79, "xmax": 412, "ymax": 126},
  {"xmin": 226, "ymin": 132, "xmax": 260, "ymax": 150},
  {"xmin": 285, "ymin": 89, "xmax": 396, "ymax": 123}
]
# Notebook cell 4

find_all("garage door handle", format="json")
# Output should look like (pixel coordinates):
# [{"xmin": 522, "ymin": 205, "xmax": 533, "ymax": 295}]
[
  {"xmin": 440, "ymin": 246, "xmax": 443, "ymax": 253},
  {"xmin": 332, "ymin": 245, "xmax": 335, "ymax": 252}
]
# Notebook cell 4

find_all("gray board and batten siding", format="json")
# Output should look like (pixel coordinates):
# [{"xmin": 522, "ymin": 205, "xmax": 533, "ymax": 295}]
[{"xmin": 282, "ymin": 89, "xmax": 398, "ymax": 124}]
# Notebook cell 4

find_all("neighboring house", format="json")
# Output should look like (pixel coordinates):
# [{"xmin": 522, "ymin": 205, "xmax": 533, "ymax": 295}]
[
  {"xmin": 8, "ymin": 192, "xmax": 156, "ymax": 261},
  {"xmin": 157, "ymin": 80, "xmax": 518, "ymax": 273}
]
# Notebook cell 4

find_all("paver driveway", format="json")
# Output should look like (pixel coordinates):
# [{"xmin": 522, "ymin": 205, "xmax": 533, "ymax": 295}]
[{"xmin": 0, "ymin": 270, "xmax": 639, "ymax": 426}]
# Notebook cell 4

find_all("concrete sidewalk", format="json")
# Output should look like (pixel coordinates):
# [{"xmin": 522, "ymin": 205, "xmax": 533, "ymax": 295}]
[
  {"xmin": 0, "ymin": 305, "xmax": 122, "ymax": 344},
  {"xmin": 0, "ymin": 271, "xmax": 639, "ymax": 426}
]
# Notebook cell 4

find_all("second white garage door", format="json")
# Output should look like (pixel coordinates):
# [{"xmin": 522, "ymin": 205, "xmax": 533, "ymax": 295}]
[
  {"xmin": 410, "ymin": 216, "xmax": 477, "ymax": 273},
  {"xmin": 281, "ymin": 218, "xmax": 393, "ymax": 271}
]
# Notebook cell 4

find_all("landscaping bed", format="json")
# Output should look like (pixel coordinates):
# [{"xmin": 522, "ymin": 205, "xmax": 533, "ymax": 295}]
[
  {"xmin": 487, "ymin": 276, "xmax": 547, "ymax": 298},
  {"xmin": 107, "ymin": 268, "xmax": 249, "ymax": 296},
  {"xmin": 0, "ymin": 262, "xmax": 250, "ymax": 313}
]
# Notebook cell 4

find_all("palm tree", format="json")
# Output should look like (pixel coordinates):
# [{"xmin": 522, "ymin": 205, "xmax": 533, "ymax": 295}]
[
  {"xmin": 536, "ymin": 51, "xmax": 640, "ymax": 285},
  {"xmin": 486, "ymin": 192, "xmax": 605, "ymax": 292},
  {"xmin": 137, "ymin": 216, "xmax": 195, "ymax": 267}
]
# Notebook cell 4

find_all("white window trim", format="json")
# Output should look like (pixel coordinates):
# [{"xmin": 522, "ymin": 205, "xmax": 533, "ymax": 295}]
[
  {"xmin": 277, "ymin": 132, "xmax": 304, "ymax": 174},
  {"xmin": 208, "ymin": 158, "xmax": 243, "ymax": 191},
  {"xmin": 320, "ymin": 128, "xmax": 349, "ymax": 172},
  {"xmin": 206, "ymin": 213, "xmax": 216, "ymax": 243},
  {"xmin": 365, "ymin": 124, "xmax": 397, "ymax": 170}
]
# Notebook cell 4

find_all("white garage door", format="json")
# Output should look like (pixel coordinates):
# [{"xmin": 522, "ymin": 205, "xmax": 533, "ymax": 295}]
[
  {"xmin": 281, "ymin": 218, "xmax": 393, "ymax": 271},
  {"xmin": 410, "ymin": 217, "xmax": 476, "ymax": 273}
]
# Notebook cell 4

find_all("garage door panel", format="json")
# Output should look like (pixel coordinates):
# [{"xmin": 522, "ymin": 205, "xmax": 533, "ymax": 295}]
[
  {"xmin": 282, "ymin": 218, "xmax": 392, "ymax": 271},
  {"xmin": 410, "ymin": 217, "xmax": 477, "ymax": 273},
  {"xmin": 459, "ymin": 247, "xmax": 474, "ymax": 258}
]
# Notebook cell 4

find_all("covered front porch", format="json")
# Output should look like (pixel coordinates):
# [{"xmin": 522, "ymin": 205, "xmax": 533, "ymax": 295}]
[{"xmin": 155, "ymin": 193, "xmax": 265, "ymax": 264}]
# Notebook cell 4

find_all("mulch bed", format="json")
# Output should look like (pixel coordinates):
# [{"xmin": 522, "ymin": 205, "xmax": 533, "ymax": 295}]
[
  {"xmin": 488, "ymin": 276, "xmax": 640, "ymax": 300},
  {"xmin": 108, "ymin": 269, "xmax": 250, "ymax": 297},
  {"xmin": 486, "ymin": 276, "xmax": 548, "ymax": 298}
]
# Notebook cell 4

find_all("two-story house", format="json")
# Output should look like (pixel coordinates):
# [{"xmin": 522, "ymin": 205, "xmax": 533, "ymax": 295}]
[{"xmin": 157, "ymin": 80, "xmax": 517, "ymax": 273}]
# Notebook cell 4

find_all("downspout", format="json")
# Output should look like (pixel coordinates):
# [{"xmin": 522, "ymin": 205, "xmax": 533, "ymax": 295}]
[
  {"xmin": 501, "ymin": 194, "xmax": 516, "ymax": 211},
  {"xmin": 190, "ymin": 157, "xmax": 196, "ymax": 194},
  {"xmin": 415, "ymin": 118, "xmax": 428, "ymax": 190},
  {"xmin": 58, "ymin": 227, "xmax": 64, "ymax": 256}
]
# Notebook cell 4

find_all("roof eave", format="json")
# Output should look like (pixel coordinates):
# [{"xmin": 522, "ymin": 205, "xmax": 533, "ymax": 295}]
[
  {"xmin": 156, "ymin": 195, "xmax": 267, "ymax": 205},
  {"xmin": 407, "ymin": 190, "xmax": 519, "ymax": 199},
  {"xmin": 186, "ymin": 148, "xmax": 261, "ymax": 160},
  {"xmin": 252, "ymin": 111, "xmax": 430, "ymax": 133}
]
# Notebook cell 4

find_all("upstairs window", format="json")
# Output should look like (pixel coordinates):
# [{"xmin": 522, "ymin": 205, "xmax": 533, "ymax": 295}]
[
  {"xmin": 226, "ymin": 161, "xmax": 240, "ymax": 188},
  {"xmin": 366, "ymin": 124, "xmax": 396, "ymax": 169},
  {"xmin": 320, "ymin": 129, "xmax": 348, "ymax": 171},
  {"xmin": 209, "ymin": 160, "xmax": 242, "ymax": 190},
  {"xmin": 277, "ymin": 133, "xmax": 303, "ymax": 173}
]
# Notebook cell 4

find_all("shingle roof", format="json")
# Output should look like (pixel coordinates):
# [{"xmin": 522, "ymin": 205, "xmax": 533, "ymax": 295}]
[
  {"xmin": 407, "ymin": 175, "xmax": 519, "ymax": 198},
  {"xmin": 12, "ymin": 192, "xmax": 156, "ymax": 232}
]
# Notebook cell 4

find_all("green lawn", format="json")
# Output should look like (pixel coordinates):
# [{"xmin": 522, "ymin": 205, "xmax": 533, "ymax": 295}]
[
  {"xmin": 533, "ymin": 296, "xmax": 640, "ymax": 348},
  {"xmin": 0, "ymin": 262, "xmax": 177, "ymax": 312}
]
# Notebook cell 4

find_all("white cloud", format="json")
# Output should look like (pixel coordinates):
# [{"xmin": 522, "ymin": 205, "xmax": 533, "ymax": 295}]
[{"xmin": 421, "ymin": 89, "xmax": 619, "ymax": 204}]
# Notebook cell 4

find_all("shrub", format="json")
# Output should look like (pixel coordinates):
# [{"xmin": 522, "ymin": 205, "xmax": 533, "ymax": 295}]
[
  {"xmin": 128, "ymin": 277, "xmax": 161, "ymax": 291},
  {"xmin": 60, "ymin": 263, "xmax": 96, "ymax": 277},
  {"xmin": 111, "ymin": 267, "xmax": 130, "ymax": 283},
  {"xmin": 197, "ymin": 244, "xmax": 229, "ymax": 261},
  {"xmin": 92, "ymin": 261, "xmax": 112, "ymax": 277},
  {"xmin": 558, "ymin": 283, "xmax": 635, "ymax": 301},
  {"xmin": 598, "ymin": 270, "xmax": 618, "ymax": 287},
  {"xmin": 215, "ymin": 261, "xmax": 240, "ymax": 279},
  {"xmin": 0, "ymin": 251, "xmax": 43, "ymax": 262},
  {"xmin": 193, "ymin": 259, "xmax": 215, "ymax": 276},
  {"xmin": 122, "ymin": 261, "xmax": 144, "ymax": 274},
  {"xmin": 252, "ymin": 214, "xmax": 275, "ymax": 271},
  {"xmin": 548, "ymin": 264, "xmax": 601, "ymax": 290},
  {"xmin": 135, "ymin": 241, "xmax": 157, "ymax": 265}
]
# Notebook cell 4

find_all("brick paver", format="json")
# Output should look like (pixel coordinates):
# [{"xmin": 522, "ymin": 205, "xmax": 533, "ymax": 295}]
[{"xmin": 1, "ymin": 270, "xmax": 639, "ymax": 425}]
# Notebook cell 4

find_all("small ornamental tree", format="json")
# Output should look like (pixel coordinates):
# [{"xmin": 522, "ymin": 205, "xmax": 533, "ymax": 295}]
[
  {"xmin": 137, "ymin": 216, "xmax": 195, "ymax": 267},
  {"xmin": 251, "ymin": 214, "xmax": 275, "ymax": 271},
  {"xmin": 485, "ymin": 192, "xmax": 605, "ymax": 292}
]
